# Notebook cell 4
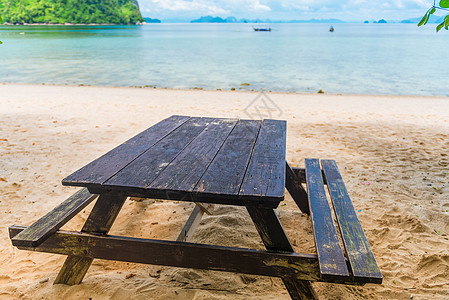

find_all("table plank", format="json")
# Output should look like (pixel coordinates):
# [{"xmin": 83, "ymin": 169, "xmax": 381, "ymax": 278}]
[
  {"xmin": 239, "ymin": 119, "xmax": 286, "ymax": 199},
  {"xmin": 305, "ymin": 158, "xmax": 349, "ymax": 281},
  {"xmin": 62, "ymin": 115, "xmax": 191, "ymax": 187},
  {"xmin": 321, "ymin": 159, "xmax": 382, "ymax": 284},
  {"xmin": 194, "ymin": 120, "xmax": 262, "ymax": 195},
  {"xmin": 148, "ymin": 118, "xmax": 238, "ymax": 192},
  {"xmin": 63, "ymin": 116, "xmax": 288, "ymax": 207},
  {"xmin": 104, "ymin": 117, "xmax": 214, "ymax": 188}
]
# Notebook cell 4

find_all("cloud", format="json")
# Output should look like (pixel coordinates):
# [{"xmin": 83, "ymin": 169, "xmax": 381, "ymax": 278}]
[
  {"xmin": 144, "ymin": 0, "xmax": 229, "ymax": 15},
  {"xmin": 142, "ymin": 0, "xmax": 270, "ymax": 15},
  {"xmin": 138, "ymin": 0, "xmax": 434, "ymax": 21}
]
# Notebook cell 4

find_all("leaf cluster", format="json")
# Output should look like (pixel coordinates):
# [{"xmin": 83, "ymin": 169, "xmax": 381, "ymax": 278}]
[
  {"xmin": 418, "ymin": 0, "xmax": 449, "ymax": 32},
  {"xmin": 0, "ymin": 0, "xmax": 144, "ymax": 24}
]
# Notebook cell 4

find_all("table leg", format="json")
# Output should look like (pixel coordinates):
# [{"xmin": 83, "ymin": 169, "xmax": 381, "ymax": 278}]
[
  {"xmin": 286, "ymin": 161, "xmax": 310, "ymax": 214},
  {"xmin": 54, "ymin": 194, "xmax": 127, "ymax": 285},
  {"xmin": 246, "ymin": 206, "xmax": 318, "ymax": 300}
]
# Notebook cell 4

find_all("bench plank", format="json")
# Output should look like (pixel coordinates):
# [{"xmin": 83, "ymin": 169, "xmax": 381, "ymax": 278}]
[
  {"xmin": 149, "ymin": 118, "xmax": 238, "ymax": 192},
  {"xmin": 240, "ymin": 119, "xmax": 286, "ymax": 200},
  {"xmin": 305, "ymin": 158, "xmax": 349, "ymax": 281},
  {"xmin": 11, "ymin": 188, "xmax": 97, "ymax": 247},
  {"xmin": 194, "ymin": 120, "xmax": 261, "ymax": 195},
  {"xmin": 321, "ymin": 159, "xmax": 382, "ymax": 284},
  {"xmin": 62, "ymin": 115, "xmax": 190, "ymax": 187},
  {"xmin": 104, "ymin": 117, "xmax": 213, "ymax": 188}
]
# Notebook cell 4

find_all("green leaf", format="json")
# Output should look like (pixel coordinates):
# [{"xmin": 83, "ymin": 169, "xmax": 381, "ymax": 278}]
[
  {"xmin": 418, "ymin": 7, "xmax": 436, "ymax": 26},
  {"xmin": 445, "ymin": 15, "xmax": 449, "ymax": 29},
  {"xmin": 418, "ymin": 12, "xmax": 430, "ymax": 26},
  {"xmin": 440, "ymin": 0, "xmax": 449, "ymax": 8},
  {"xmin": 437, "ymin": 21, "xmax": 445, "ymax": 32}
]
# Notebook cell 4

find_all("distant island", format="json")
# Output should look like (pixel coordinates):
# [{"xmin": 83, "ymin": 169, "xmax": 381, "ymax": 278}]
[
  {"xmin": 144, "ymin": 17, "xmax": 161, "ymax": 23},
  {"xmin": 188, "ymin": 15, "xmax": 446, "ymax": 25},
  {"xmin": 399, "ymin": 15, "xmax": 445, "ymax": 24},
  {"xmin": 0, "ymin": 0, "xmax": 144, "ymax": 24},
  {"xmin": 190, "ymin": 15, "xmax": 345, "ymax": 23}
]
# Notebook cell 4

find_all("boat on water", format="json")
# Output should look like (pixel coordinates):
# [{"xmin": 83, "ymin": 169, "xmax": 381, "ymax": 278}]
[
  {"xmin": 329, "ymin": 26, "xmax": 334, "ymax": 32},
  {"xmin": 253, "ymin": 26, "xmax": 271, "ymax": 31}
]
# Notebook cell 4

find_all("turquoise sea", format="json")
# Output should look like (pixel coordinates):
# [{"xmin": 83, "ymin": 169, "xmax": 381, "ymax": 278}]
[{"xmin": 0, "ymin": 23, "xmax": 447, "ymax": 96}]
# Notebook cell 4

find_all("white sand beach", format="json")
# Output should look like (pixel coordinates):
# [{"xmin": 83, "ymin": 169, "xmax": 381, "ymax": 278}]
[{"xmin": 0, "ymin": 83, "xmax": 448, "ymax": 299}]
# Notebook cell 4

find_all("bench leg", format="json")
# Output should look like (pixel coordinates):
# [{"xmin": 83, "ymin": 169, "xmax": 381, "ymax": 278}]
[
  {"xmin": 246, "ymin": 206, "xmax": 318, "ymax": 300},
  {"xmin": 54, "ymin": 194, "xmax": 127, "ymax": 285}
]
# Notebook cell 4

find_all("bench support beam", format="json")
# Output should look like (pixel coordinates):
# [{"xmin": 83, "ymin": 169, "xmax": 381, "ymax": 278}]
[
  {"xmin": 177, "ymin": 203, "xmax": 214, "ymax": 242},
  {"xmin": 177, "ymin": 205, "xmax": 203, "ymax": 242},
  {"xmin": 9, "ymin": 225, "xmax": 324, "ymax": 282}
]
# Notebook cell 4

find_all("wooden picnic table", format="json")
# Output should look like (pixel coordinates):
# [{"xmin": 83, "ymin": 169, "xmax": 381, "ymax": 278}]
[{"xmin": 9, "ymin": 115, "xmax": 382, "ymax": 299}]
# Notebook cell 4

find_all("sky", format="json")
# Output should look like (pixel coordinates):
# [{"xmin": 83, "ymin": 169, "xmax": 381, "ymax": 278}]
[{"xmin": 137, "ymin": 0, "xmax": 437, "ymax": 22}]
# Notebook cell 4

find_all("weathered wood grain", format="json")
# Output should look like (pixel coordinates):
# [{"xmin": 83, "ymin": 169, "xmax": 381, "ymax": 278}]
[
  {"xmin": 104, "ymin": 117, "xmax": 214, "ymax": 188},
  {"xmin": 9, "ymin": 225, "xmax": 321, "ymax": 282},
  {"xmin": 62, "ymin": 116, "xmax": 287, "ymax": 207},
  {"xmin": 292, "ymin": 167, "xmax": 326, "ymax": 185},
  {"xmin": 240, "ymin": 119, "xmax": 286, "ymax": 200},
  {"xmin": 305, "ymin": 159, "xmax": 349, "ymax": 281},
  {"xmin": 54, "ymin": 194, "xmax": 127, "ymax": 285},
  {"xmin": 247, "ymin": 207, "xmax": 318, "ymax": 300},
  {"xmin": 85, "ymin": 186, "xmax": 282, "ymax": 208},
  {"xmin": 246, "ymin": 206, "xmax": 293, "ymax": 251},
  {"xmin": 80, "ymin": 194, "xmax": 127, "ymax": 234},
  {"xmin": 195, "ymin": 202, "xmax": 214, "ymax": 215},
  {"xmin": 194, "ymin": 120, "xmax": 262, "ymax": 195},
  {"xmin": 285, "ymin": 162, "xmax": 310, "ymax": 214},
  {"xmin": 11, "ymin": 188, "xmax": 97, "ymax": 247},
  {"xmin": 321, "ymin": 160, "xmax": 382, "ymax": 284},
  {"xmin": 148, "ymin": 118, "xmax": 238, "ymax": 191},
  {"xmin": 62, "ymin": 115, "xmax": 190, "ymax": 187}
]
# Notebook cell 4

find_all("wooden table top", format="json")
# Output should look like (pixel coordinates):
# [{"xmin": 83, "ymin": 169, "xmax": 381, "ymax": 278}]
[{"xmin": 63, "ymin": 115, "xmax": 287, "ymax": 208}]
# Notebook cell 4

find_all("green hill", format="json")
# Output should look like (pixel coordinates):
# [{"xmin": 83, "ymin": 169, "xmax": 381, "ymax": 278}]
[{"xmin": 0, "ymin": 0, "xmax": 144, "ymax": 24}]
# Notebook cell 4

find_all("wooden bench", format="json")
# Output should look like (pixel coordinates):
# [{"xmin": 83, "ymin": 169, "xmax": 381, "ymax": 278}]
[
  {"xmin": 288, "ymin": 159, "xmax": 382, "ymax": 284},
  {"xmin": 9, "ymin": 115, "xmax": 381, "ymax": 299}
]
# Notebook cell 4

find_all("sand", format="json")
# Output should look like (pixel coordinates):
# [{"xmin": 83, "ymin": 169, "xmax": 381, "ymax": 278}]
[{"xmin": 0, "ymin": 83, "xmax": 448, "ymax": 299}]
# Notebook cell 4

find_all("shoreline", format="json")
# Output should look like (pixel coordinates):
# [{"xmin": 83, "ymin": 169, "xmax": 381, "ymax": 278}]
[{"xmin": 1, "ymin": 82, "xmax": 448, "ymax": 99}]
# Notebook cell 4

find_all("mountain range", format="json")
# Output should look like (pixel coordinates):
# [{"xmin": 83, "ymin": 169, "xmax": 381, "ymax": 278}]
[{"xmin": 188, "ymin": 15, "xmax": 446, "ymax": 24}]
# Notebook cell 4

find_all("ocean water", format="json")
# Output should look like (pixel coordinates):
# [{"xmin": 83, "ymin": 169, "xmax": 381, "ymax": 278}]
[{"xmin": 0, "ymin": 23, "xmax": 447, "ymax": 96}]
